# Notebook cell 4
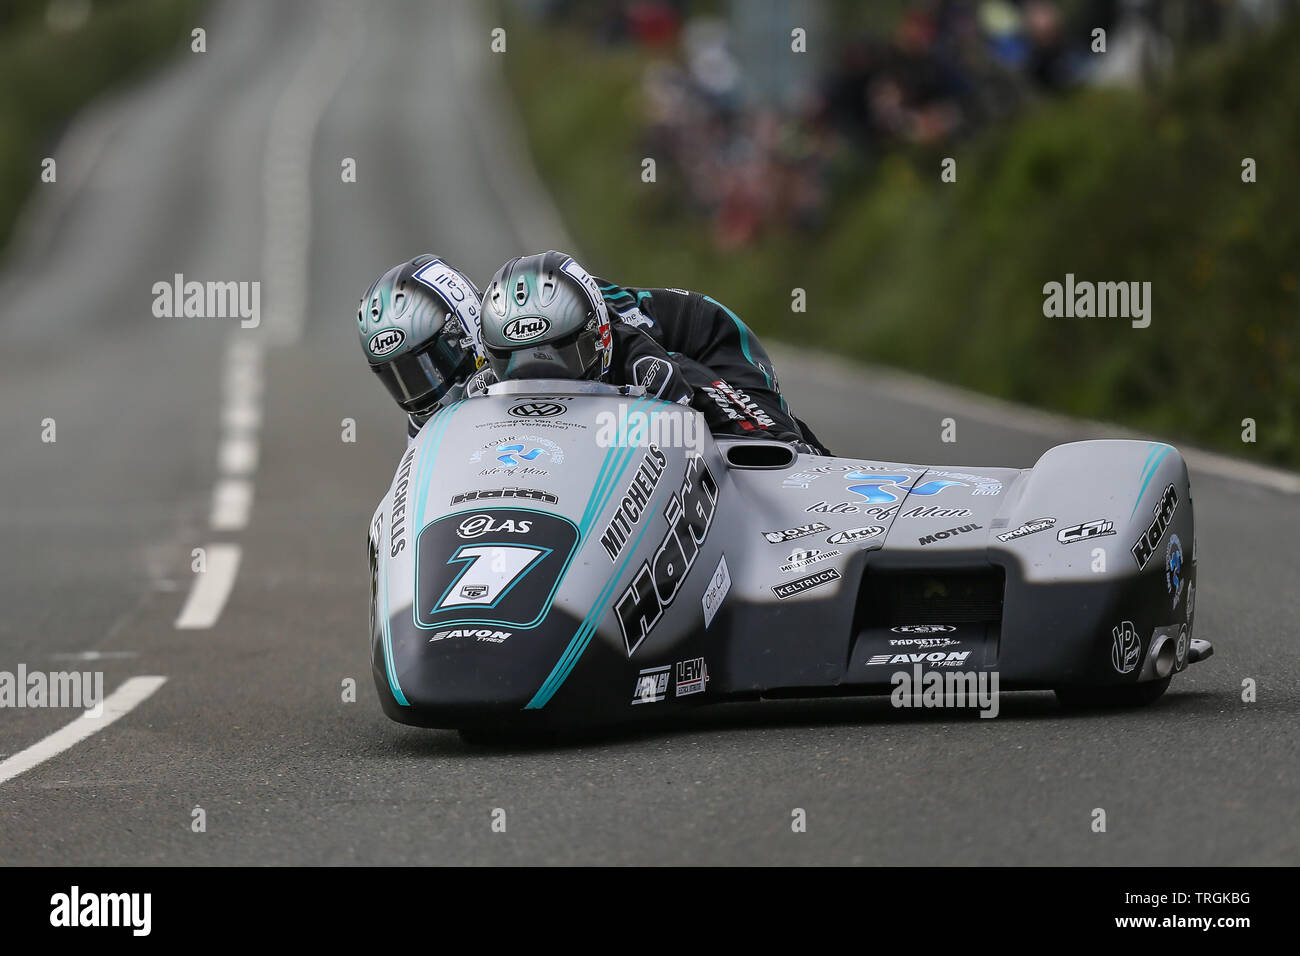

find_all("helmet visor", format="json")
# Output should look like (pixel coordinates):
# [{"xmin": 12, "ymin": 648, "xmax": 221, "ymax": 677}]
[
  {"xmin": 485, "ymin": 325, "xmax": 602, "ymax": 382},
  {"xmin": 372, "ymin": 336, "xmax": 475, "ymax": 413}
]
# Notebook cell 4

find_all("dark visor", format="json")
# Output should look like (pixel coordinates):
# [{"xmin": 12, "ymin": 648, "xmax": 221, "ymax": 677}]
[
  {"xmin": 372, "ymin": 335, "xmax": 476, "ymax": 413},
  {"xmin": 486, "ymin": 325, "xmax": 602, "ymax": 382}
]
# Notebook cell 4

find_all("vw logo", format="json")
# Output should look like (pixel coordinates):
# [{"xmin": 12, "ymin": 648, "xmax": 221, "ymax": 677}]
[{"xmin": 509, "ymin": 401, "xmax": 566, "ymax": 418}]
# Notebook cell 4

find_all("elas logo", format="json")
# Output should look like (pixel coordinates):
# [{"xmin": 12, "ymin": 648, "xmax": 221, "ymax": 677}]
[{"xmin": 456, "ymin": 514, "xmax": 534, "ymax": 539}]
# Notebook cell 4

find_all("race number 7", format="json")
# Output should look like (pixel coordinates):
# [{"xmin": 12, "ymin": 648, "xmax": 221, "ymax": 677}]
[{"xmin": 434, "ymin": 544, "xmax": 548, "ymax": 610}]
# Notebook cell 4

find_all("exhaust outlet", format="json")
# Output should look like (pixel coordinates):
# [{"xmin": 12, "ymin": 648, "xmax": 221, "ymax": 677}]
[{"xmin": 1149, "ymin": 634, "xmax": 1177, "ymax": 679}]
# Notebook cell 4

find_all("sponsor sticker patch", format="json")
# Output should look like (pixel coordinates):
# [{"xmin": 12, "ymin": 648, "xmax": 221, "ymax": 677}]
[{"xmin": 772, "ymin": 568, "xmax": 841, "ymax": 600}]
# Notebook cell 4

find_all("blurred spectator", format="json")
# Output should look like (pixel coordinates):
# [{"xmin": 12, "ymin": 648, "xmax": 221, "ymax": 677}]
[{"xmin": 520, "ymin": 0, "xmax": 1293, "ymax": 247}]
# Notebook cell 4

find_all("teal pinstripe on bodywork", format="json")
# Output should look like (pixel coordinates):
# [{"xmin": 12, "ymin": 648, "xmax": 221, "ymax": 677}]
[
  {"xmin": 1131, "ymin": 442, "xmax": 1172, "ymax": 517},
  {"xmin": 524, "ymin": 398, "xmax": 659, "ymax": 709}
]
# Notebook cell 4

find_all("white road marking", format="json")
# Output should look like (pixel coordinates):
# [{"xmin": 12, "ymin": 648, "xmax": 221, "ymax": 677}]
[
  {"xmin": 218, "ymin": 435, "xmax": 259, "ymax": 475},
  {"xmin": 261, "ymin": 0, "xmax": 364, "ymax": 345},
  {"xmin": 51, "ymin": 651, "xmax": 139, "ymax": 661},
  {"xmin": 0, "ymin": 676, "xmax": 167, "ymax": 786},
  {"xmin": 775, "ymin": 346, "xmax": 1300, "ymax": 495},
  {"xmin": 174, "ymin": 544, "xmax": 242, "ymax": 629},
  {"xmin": 210, "ymin": 478, "xmax": 254, "ymax": 531}
]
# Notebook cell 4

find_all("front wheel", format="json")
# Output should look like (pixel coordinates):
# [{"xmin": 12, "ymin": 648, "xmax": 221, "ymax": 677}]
[{"xmin": 1055, "ymin": 677, "xmax": 1171, "ymax": 710}]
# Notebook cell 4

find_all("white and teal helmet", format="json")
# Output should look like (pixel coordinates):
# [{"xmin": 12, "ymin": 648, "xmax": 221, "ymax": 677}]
[
  {"xmin": 357, "ymin": 255, "xmax": 484, "ymax": 415},
  {"xmin": 480, "ymin": 251, "xmax": 612, "ymax": 382}
]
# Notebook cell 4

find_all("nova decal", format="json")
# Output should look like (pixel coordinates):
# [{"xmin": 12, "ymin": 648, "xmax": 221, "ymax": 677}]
[{"xmin": 762, "ymin": 522, "xmax": 830, "ymax": 544}]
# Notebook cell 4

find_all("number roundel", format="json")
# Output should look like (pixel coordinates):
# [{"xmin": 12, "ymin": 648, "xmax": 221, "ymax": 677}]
[{"xmin": 414, "ymin": 508, "xmax": 579, "ymax": 631}]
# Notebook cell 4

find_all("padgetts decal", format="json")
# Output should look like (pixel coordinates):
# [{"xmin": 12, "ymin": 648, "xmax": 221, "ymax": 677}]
[
  {"xmin": 600, "ymin": 444, "xmax": 668, "ymax": 561},
  {"xmin": 1131, "ymin": 483, "xmax": 1178, "ymax": 570},
  {"xmin": 614, "ymin": 456, "xmax": 720, "ymax": 656}
]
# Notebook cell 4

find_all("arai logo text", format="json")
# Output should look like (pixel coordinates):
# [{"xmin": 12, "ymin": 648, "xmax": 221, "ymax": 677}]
[
  {"xmin": 503, "ymin": 316, "xmax": 551, "ymax": 342},
  {"xmin": 368, "ymin": 327, "xmax": 406, "ymax": 357}
]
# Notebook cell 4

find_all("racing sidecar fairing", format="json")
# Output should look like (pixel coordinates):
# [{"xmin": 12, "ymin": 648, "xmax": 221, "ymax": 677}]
[{"xmin": 367, "ymin": 381, "xmax": 1208, "ymax": 730}]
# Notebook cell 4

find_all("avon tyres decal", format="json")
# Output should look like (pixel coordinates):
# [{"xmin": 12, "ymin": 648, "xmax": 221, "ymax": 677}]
[
  {"xmin": 414, "ymin": 508, "xmax": 579, "ymax": 631},
  {"xmin": 615, "ymin": 456, "xmax": 720, "ymax": 656}
]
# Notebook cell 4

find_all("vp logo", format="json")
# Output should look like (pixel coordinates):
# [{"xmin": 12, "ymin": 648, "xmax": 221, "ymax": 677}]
[
  {"xmin": 497, "ymin": 444, "xmax": 547, "ymax": 467},
  {"xmin": 509, "ymin": 401, "xmax": 566, "ymax": 418},
  {"xmin": 843, "ymin": 472, "xmax": 966, "ymax": 504}
]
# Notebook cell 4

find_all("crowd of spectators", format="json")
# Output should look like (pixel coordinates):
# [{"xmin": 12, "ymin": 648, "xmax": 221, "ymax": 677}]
[{"xmin": 520, "ymin": 0, "xmax": 1295, "ymax": 248}]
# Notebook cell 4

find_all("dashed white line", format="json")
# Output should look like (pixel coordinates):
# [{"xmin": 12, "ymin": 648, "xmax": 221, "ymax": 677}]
[
  {"xmin": 210, "ymin": 478, "xmax": 254, "ymax": 531},
  {"xmin": 261, "ymin": 0, "xmax": 364, "ymax": 345},
  {"xmin": 174, "ymin": 544, "xmax": 242, "ymax": 629},
  {"xmin": 0, "ymin": 677, "xmax": 168, "ymax": 786},
  {"xmin": 217, "ymin": 435, "xmax": 259, "ymax": 475}
]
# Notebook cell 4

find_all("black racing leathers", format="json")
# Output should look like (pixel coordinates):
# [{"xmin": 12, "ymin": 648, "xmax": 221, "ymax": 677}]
[{"xmin": 597, "ymin": 280, "xmax": 830, "ymax": 454}]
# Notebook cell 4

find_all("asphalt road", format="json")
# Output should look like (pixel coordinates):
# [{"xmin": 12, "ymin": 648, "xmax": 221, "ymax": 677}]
[{"xmin": 0, "ymin": 0, "xmax": 1295, "ymax": 866}]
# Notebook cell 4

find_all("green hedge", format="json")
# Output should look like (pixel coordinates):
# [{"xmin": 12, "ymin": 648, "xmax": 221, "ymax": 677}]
[
  {"xmin": 0, "ymin": 0, "xmax": 202, "ymax": 252},
  {"xmin": 505, "ymin": 19, "xmax": 1300, "ymax": 468}
]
